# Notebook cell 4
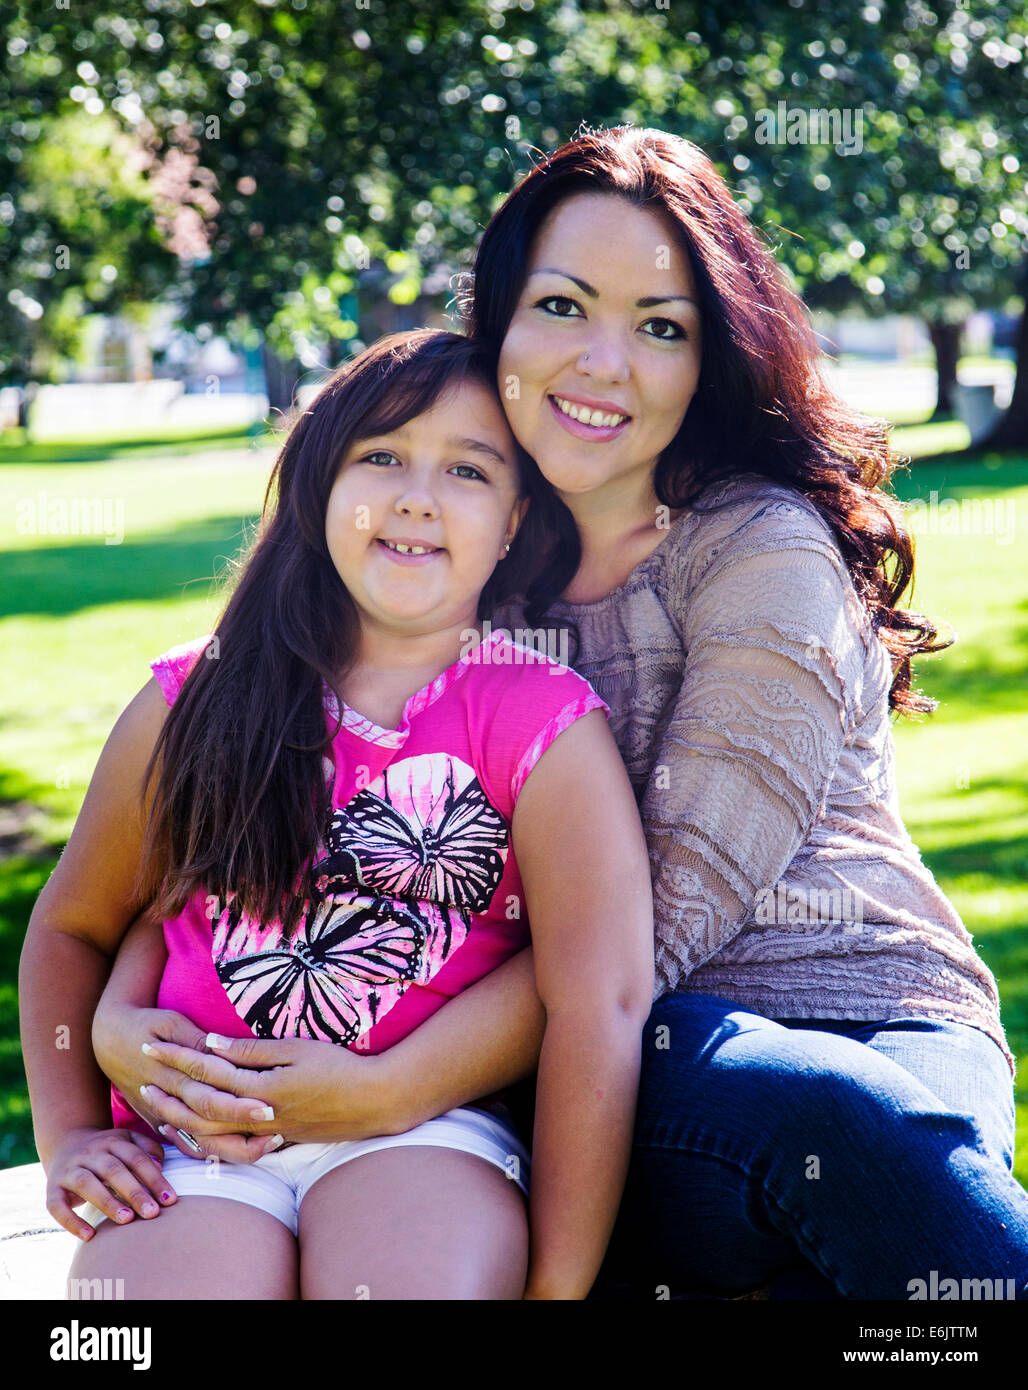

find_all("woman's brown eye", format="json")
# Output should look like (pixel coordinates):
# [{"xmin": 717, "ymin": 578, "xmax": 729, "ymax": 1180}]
[
  {"xmin": 646, "ymin": 320, "xmax": 685, "ymax": 340},
  {"xmin": 537, "ymin": 296, "xmax": 581, "ymax": 317}
]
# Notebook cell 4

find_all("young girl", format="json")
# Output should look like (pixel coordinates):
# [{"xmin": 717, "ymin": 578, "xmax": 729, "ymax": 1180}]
[{"xmin": 19, "ymin": 329, "xmax": 654, "ymax": 1300}]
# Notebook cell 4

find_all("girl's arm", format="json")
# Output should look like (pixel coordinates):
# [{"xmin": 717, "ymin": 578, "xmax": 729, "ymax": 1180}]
[
  {"xmin": 19, "ymin": 678, "xmax": 274, "ymax": 1236},
  {"xmin": 19, "ymin": 678, "xmax": 181, "ymax": 1237},
  {"xmin": 97, "ymin": 905, "xmax": 168, "ymax": 1009},
  {"xmin": 511, "ymin": 708, "xmax": 655, "ymax": 1300},
  {"xmin": 19, "ymin": 677, "xmax": 171, "ymax": 1168}
]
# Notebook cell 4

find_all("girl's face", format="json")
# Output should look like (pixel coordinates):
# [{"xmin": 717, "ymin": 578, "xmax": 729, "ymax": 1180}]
[
  {"xmin": 325, "ymin": 377, "xmax": 527, "ymax": 637},
  {"xmin": 497, "ymin": 192, "xmax": 702, "ymax": 500}
]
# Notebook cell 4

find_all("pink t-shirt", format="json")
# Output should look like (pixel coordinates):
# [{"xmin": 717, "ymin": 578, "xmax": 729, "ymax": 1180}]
[{"xmin": 111, "ymin": 628, "xmax": 608, "ymax": 1132}]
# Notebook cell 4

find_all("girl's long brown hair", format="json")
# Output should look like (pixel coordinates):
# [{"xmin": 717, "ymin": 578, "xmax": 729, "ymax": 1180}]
[
  {"xmin": 136, "ymin": 330, "xmax": 539, "ymax": 932},
  {"xmin": 460, "ymin": 124, "xmax": 949, "ymax": 715}
]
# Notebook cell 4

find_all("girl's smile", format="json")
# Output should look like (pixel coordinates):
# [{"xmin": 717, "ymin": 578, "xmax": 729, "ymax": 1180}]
[{"xmin": 374, "ymin": 536, "xmax": 446, "ymax": 565}]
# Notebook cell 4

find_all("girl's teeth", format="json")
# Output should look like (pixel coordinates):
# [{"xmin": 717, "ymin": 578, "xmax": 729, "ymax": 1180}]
[
  {"xmin": 383, "ymin": 541, "xmax": 435, "ymax": 554},
  {"xmin": 553, "ymin": 396, "xmax": 627, "ymax": 428}
]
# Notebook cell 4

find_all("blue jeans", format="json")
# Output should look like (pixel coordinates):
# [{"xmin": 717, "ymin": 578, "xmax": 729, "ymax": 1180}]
[{"xmin": 596, "ymin": 993, "xmax": 1028, "ymax": 1300}]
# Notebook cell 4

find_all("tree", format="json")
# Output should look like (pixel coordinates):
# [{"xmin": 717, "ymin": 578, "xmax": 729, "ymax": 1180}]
[
  {"xmin": 654, "ymin": 1, "xmax": 1027, "ymax": 423},
  {"xmin": 5, "ymin": 0, "xmax": 1026, "ymax": 444}
]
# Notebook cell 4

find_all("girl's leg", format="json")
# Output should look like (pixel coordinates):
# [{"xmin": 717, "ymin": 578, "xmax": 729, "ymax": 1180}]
[
  {"xmin": 296, "ymin": 1147, "xmax": 529, "ymax": 1300},
  {"xmin": 67, "ymin": 1198, "xmax": 299, "ymax": 1301},
  {"xmin": 602, "ymin": 993, "xmax": 1028, "ymax": 1300}
]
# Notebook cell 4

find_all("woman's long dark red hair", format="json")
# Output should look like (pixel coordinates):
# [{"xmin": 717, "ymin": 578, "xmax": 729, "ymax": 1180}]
[
  {"xmin": 135, "ymin": 330, "xmax": 539, "ymax": 932},
  {"xmin": 460, "ymin": 124, "xmax": 949, "ymax": 715}
]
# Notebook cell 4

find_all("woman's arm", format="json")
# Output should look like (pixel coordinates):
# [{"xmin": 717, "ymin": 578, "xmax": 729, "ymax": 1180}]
[
  {"xmin": 641, "ymin": 495, "xmax": 861, "ymax": 993},
  {"xmin": 99, "ymin": 932, "xmax": 548, "ymax": 1150},
  {"xmin": 357, "ymin": 943, "xmax": 546, "ymax": 1130},
  {"xmin": 511, "ymin": 708, "xmax": 655, "ymax": 1300}
]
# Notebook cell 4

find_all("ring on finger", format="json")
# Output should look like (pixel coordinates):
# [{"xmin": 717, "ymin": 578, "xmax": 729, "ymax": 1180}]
[{"xmin": 175, "ymin": 1128, "xmax": 204, "ymax": 1154}]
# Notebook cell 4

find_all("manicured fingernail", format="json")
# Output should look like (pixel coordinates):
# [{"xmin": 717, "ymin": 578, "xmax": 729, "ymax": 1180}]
[
  {"xmin": 116, "ymin": 1208, "xmax": 133, "ymax": 1223},
  {"xmin": 141, "ymin": 1042, "xmax": 155, "ymax": 1055},
  {"xmin": 265, "ymin": 1134, "xmax": 284, "ymax": 1151},
  {"xmin": 142, "ymin": 1202, "xmax": 159, "ymax": 1217},
  {"xmin": 139, "ymin": 1085, "xmax": 150, "ymax": 1098},
  {"xmin": 250, "ymin": 1105, "xmax": 275, "ymax": 1121},
  {"xmin": 157, "ymin": 1125, "xmax": 169, "ymax": 1137},
  {"xmin": 206, "ymin": 1033, "xmax": 230, "ymax": 1049},
  {"xmin": 160, "ymin": 1191, "xmax": 173, "ymax": 1203}
]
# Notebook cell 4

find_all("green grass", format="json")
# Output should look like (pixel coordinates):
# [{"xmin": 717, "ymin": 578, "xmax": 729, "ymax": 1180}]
[
  {"xmin": 0, "ymin": 423, "xmax": 283, "ymax": 466},
  {"xmin": 890, "ymin": 418, "xmax": 971, "ymax": 456},
  {"xmin": 1, "ymin": 434, "xmax": 1027, "ymax": 1188},
  {"xmin": 886, "ymin": 451, "xmax": 1028, "ymax": 1179}
]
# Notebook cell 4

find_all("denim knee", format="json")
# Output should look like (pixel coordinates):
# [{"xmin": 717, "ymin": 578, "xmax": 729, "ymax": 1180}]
[{"xmin": 636, "ymin": 993, "xmax": 988, "ymax": 1170}]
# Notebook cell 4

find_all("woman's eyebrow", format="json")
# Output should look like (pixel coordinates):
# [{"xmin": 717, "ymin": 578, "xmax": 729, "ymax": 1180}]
[{"xmin": 527, "ymin": 267, "xmax": 699, "ymax": 310}]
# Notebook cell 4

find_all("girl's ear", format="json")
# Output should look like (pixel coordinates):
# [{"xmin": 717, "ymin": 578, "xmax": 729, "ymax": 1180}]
[{"xmin": 507, "ymin": 494, "xmax": 531, "ymax": 547}]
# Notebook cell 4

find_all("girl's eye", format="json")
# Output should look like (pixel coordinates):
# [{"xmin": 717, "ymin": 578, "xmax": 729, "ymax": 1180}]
[{"xmin": 359, "ymin": 452, "xmax": 484, "ymax": 481}]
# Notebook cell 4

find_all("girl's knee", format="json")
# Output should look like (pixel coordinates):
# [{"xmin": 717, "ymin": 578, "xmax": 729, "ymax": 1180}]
[{"xmin": 67, "ymin": 1196, "xmax": 298, "ymax": 1300}]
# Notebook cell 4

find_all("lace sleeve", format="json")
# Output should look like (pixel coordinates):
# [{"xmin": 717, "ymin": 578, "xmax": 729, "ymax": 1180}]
[{"xmin": 642, "ymin": 495, "xmax": 870, "ymax": 997}]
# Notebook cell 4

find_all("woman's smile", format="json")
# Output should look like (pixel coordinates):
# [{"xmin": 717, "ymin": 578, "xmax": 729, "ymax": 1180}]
[
  {"xmin": 547, "ymin": 392, "xmax": 632, "ymax": 442},
  {"xmin": 497, "ymin": 192, "xmax": 702, "ymax": 500}
]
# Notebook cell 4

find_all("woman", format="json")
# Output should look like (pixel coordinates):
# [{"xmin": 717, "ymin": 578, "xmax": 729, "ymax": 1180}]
[{"xmin": 90, "ymin": 125, "xmax": 1028, "ymax": 1298}]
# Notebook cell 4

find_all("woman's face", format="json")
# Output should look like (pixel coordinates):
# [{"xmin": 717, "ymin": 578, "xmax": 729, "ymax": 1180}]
[
  {"xmin": 497, "ymin": 192, "xmax": 702, "ymax": 501},
  {"xmin": 325, "ymin": 377, "xmax": 527, "ymax": 637}
]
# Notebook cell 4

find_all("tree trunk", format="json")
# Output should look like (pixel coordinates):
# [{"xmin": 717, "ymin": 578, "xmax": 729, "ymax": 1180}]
[
  {"xmin": 926, "ymin": 320, "xmax": 962, "ymax": 418},
  {"xmin": 17, "ymin": 381, "xmax": 36, "ymax": 436},
  {"xmin": 327, "ymin": 334, "xmax": 348, "ymax": 369},
  {"xmin": 260, "ymin": 338, "xmax": 301, "ymax": 421},
  {"xmin": 977, "ymin": 296, "xmax": 1028, "ymax": 451}
]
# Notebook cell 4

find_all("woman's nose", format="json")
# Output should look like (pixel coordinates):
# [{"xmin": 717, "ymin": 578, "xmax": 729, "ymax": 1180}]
[{"xmin": 577, "ymin": 335, "xmax": 630, "ymax": 383}]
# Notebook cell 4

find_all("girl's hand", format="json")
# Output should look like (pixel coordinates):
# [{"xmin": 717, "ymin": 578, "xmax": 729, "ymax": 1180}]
[
  {"xmin": 92, "ymin": 1002, "xmax": 279, "ymax": 1162},
  {"xmin": 138, "ymin": 1033, "xmax": 399, "ymax": 1156},
  {"xmin": 45, "ymin": 1126, "xmax": 173, "ymax": 1241}
]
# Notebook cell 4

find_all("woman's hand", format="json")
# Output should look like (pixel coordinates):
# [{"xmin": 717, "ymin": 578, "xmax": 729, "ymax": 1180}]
[
  {"xmin": 133, "ymin": 1033, "xmax": 401, "ymax": 1157},
  {"xmin": 45, "ymin": 1126, "xmax": 173, "ymax": 1241},
  {"xmin": 92, "ymin": 1001, "xmax": 279, "ymax": 1162}
]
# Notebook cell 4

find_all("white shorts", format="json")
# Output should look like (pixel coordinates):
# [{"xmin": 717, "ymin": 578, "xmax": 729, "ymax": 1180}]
[{"xmin": 85, "ymin": 1105, "xmax": 530, "ymax": 1237}]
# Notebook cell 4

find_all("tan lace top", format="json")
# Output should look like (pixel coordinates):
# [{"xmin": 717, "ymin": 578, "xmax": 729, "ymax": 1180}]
[{"xmin": 491, "ymin": 474, "xmax": 1014, "ymax": 1076}]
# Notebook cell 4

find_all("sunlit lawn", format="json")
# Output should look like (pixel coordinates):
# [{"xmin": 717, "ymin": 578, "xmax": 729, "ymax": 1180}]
[{"xmin": 1, "ymin": 425, "xmax": 1026, "ymax": 1185}]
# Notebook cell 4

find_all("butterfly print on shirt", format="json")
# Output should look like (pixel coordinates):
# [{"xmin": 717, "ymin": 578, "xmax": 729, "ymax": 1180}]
[
  {"xmin": 209, "ymin": 754, "xmax": 510, "ymax": 1045},
  {"xmin": 315, "ymin": 753, "xmax": 509, "ymax": 915},
  {"xmin": 213, "ymin": 895, "xmax": 427, "ymax": 1043}
]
